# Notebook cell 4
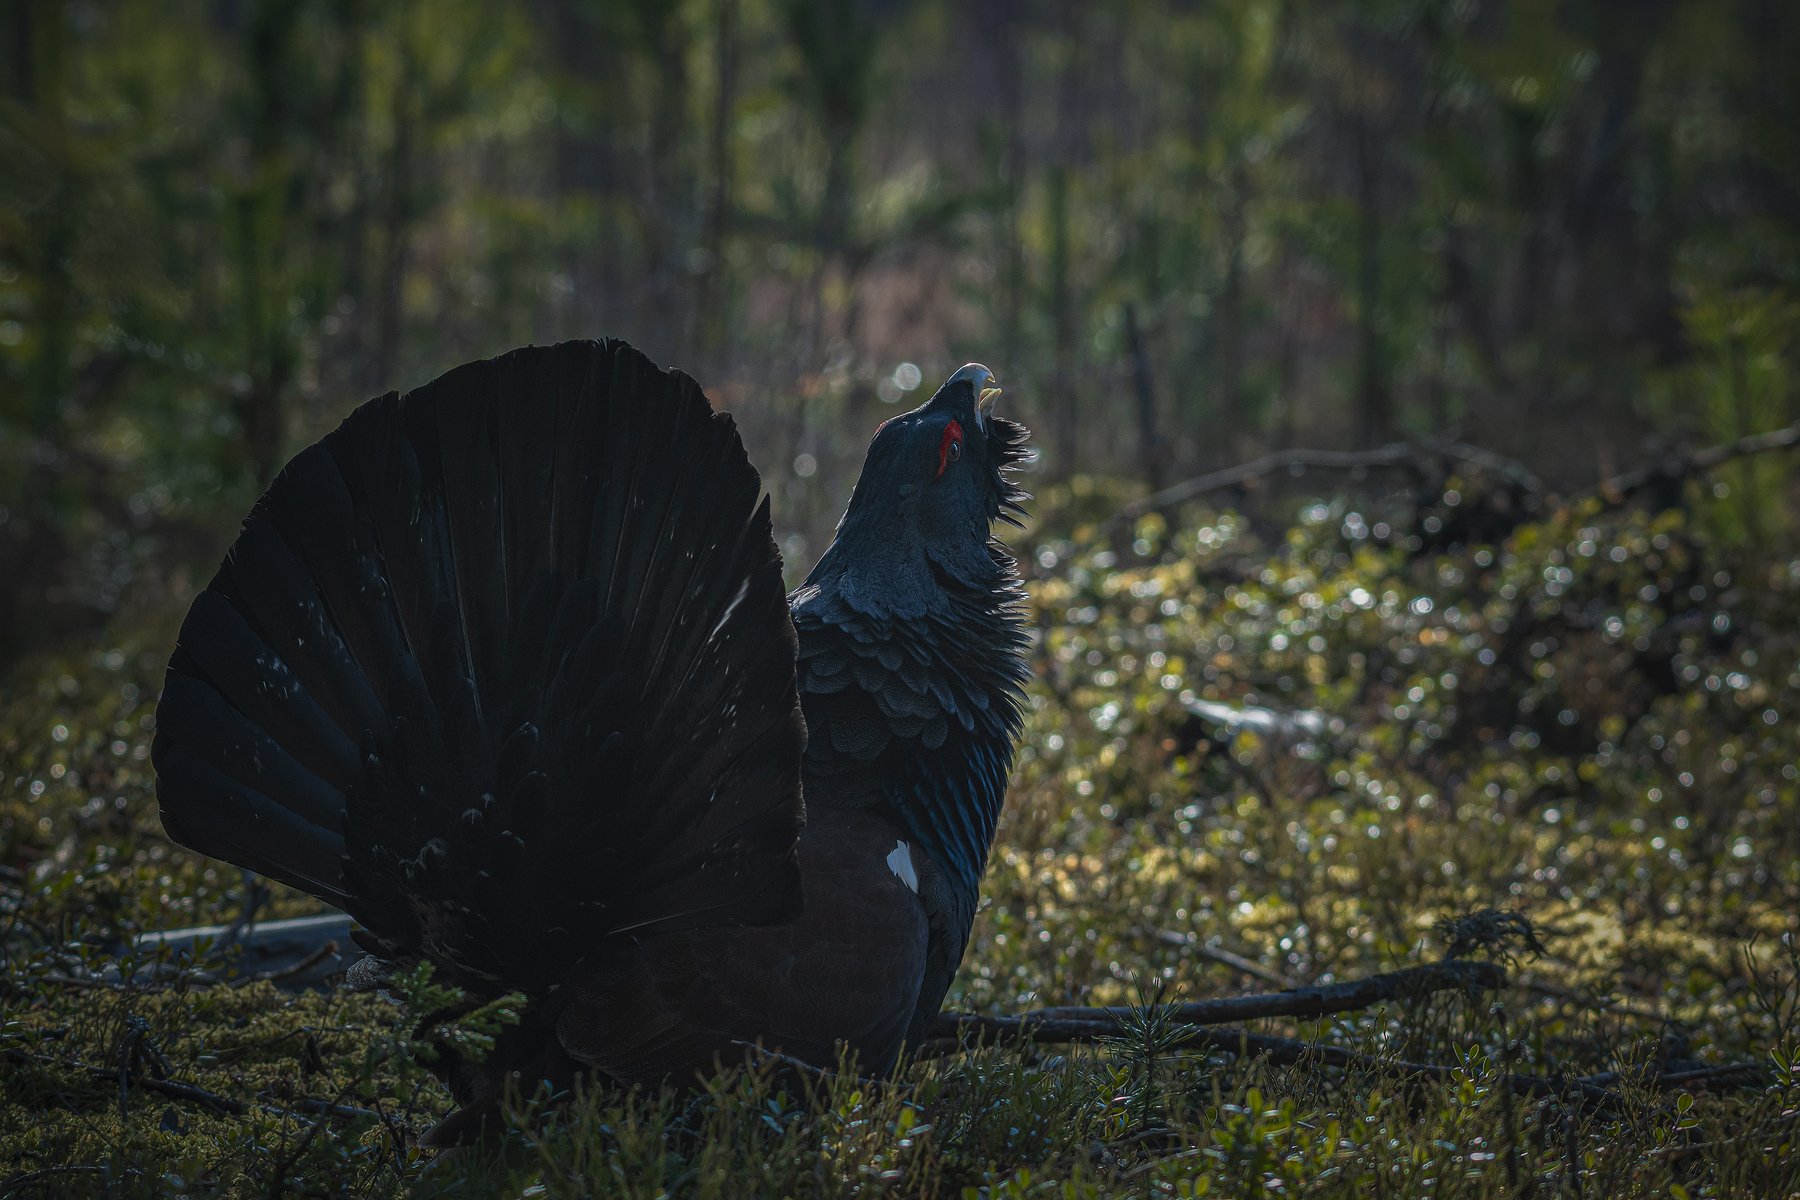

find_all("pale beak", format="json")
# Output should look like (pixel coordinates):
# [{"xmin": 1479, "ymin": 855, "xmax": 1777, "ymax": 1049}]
[{"xmin": 946, "ymin": 363, "xmax": 999, "ymax": 430}]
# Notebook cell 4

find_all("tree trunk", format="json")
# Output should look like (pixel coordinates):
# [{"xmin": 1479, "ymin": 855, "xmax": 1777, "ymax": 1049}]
[
  {"xmin": 695, "ymin": 0, "xmax": 739, "ymax": 361},
  {"xmin": 1123, "ymin": 302, "xmax": 1165, "ymax": 492},
  {"xmin": 1215, "ymin": 160, "xmax": 1248, "ymax": 466},
  {"xmin": 335, "ymin": 0, "xmax": 374, "ymax": 396},
  {"xmin": 1048, "ymin": 165, "xmax": 1076, "ymax": 477},
  {"xmin": 642, "ymin": 2, "xmax": 690, "ymax": 358},
  {"xmin": 984, "ymin": 0, "xmax": 1026, "ymax": 372},
  {"xmin": 371, "ymin": 18, "xmax": 418, "ymax": 397},
  {"xmin": 234, "ymin": 0, "xmax": 305, "ymax": 485},
  {"xmin": 1352, "ymin": 119, "xmax": 1389, "ymax": 449}
]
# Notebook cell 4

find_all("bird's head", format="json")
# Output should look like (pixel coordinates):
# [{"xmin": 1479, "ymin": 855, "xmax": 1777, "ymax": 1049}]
[{"xmin": 804, "ymin": 364, "xmax": 1030, "ymax": 616}]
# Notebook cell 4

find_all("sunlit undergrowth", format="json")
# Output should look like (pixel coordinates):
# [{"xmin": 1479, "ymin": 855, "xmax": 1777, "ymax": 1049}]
[{"xmin": 3, "ymin": 486, "xmax": 1799, "ymax": 1197}]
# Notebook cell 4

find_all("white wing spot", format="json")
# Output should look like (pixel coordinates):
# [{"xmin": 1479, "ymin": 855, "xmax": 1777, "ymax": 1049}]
[
  {"xmin": 886, "ymin": 840, "xmax": 919, "ymax": 893},
  {"xmin": 708, "ymin": 578, "xmax": 751, "ymax": 641}
]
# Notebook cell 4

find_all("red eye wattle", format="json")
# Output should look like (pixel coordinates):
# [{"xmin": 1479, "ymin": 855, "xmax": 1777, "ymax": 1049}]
[{"xmin": 935, "ymin": 420, "xmax": 964, "ymax": 479}]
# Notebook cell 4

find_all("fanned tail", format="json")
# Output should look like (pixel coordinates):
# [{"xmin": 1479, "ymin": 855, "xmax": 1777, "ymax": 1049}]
[{"xmin": 153, "ymin": 340, "xmax": 805, "ymax": 994}]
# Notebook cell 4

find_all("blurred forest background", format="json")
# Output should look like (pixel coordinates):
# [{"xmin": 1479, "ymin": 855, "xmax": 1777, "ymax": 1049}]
[
  {"xmin": 3, "ymin": 0, "xmax": 1797, "ymax": 671},
  {"xmin": 7, "ymin": 4, "xmax": 1800, "ymax": 1191}
]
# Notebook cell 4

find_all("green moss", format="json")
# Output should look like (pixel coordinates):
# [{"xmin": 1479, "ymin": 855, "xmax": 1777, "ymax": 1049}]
[{"xmin": 4, "ymin": 495, "xmax": 1800, "ymax": 1196}]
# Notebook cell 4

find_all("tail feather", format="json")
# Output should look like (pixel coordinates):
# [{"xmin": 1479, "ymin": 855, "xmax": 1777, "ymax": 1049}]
[
  {"xmin": 168, "ymin": 591, "xmax": 364, "ymax": 792},
  {"xmin": 154, "ymin": 674, "xmax": 348, "ymax": 833},
  {"xmin": 154, "ymin": 339, "xmax": 805, "ymax": 995},
  {"xmin": 155, "ymin": 744, "xmax": 353, "ymax": 908},
  {"xmin": 211, "ymin": 514, "xmax": 387, "ymax": 749}
]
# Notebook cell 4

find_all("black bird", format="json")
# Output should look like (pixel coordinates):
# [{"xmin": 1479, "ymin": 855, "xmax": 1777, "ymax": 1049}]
[{"xmin": 152, "ymin": 339, "xmax": 1030, "ymax": 1142}]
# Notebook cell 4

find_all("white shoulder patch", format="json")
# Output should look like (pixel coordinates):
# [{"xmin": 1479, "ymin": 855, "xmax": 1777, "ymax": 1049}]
[{"xmin": 886, "ymin": 840, "xmax": 919, "ymax": 893}]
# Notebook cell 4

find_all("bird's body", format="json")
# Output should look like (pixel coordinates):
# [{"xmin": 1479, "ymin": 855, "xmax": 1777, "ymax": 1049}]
[
  {"xmin": 555, "ymin": 804, "xmax": 929, "ymax": 1085},
  {"xmin": 152, "ymin": 339, "xmax": 1028, "ymax": 1140}
]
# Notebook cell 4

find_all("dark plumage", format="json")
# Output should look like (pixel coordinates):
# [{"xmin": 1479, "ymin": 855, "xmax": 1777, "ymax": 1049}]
[{"xmin": 152, "ymin": 339, "xmax": 1029, "ymax": 1142}]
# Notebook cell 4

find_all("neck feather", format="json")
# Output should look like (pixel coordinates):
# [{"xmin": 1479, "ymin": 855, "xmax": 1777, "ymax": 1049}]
[{"xmin": 790, "ymin": 558, "xmax": 1029, "ymax": 899}]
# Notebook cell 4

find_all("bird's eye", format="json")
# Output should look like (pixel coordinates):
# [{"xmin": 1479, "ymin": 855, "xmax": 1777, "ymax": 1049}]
[{"xmin": 935, "ymin": 420, "xmax": 965, "ymax": 478}]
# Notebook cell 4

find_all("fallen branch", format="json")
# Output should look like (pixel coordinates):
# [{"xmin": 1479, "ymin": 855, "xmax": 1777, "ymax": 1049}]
[
  {"xmin": 1574, "ymin": 1062, "xmax": 1766, "ymax": 1092},
  {"xmin": 32, "ymin": 914, "xmax": 367, "ymax": 994},
  {"xmin": 920, "ymin": 961, "xmax": 1766, "ymax": 1112},
  {"xmin": 1104, "ymin": 443, "xmax": 1421, "ymax": 533},
  {"xmin": 1101, "ymin": 441, "xmax": 1542, "ymax": 535},
  {"xmin": 1599, "ymin": 420, "xmax": 1800, "ymax": 502},
  {"xmin": 1097, "ymin": 419, "xmax": 1800, "ymax": 542},
  {"xmin": 923, "ymin": 1021, "xmax": 1759, "ymax": 1113},
  {"xmin": 924, "ymin": 1020, "xmax": 1626, "ymax": 1108},
  {"xmin": 927, "ymin": 960, "xmax": 1506, "ymax": 1048},
  {"xmin": 23, "ymin": 937, "xmax": 348, "ymax": 997}
]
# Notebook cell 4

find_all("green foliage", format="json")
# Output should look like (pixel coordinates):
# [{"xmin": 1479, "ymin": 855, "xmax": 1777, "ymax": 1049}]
[
  {"xmin": 369, "ymin": 960, "xmax": 526, "ymax": 1105},
  {"xmin": 1671, "ymin": 286, "xmax": 1799, "ymax": 546},
  {"xmin": 8, "ymin": 0, "xmax": 1800, "ymax": 668},
  {"xmin": 5, "ymin": 495, "xmax": 1800, "ymax": 1195}
]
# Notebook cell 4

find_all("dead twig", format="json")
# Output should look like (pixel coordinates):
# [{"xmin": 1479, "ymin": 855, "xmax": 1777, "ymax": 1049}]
[
  {"xmin": 1144, "ymin": 928, "xmax": 1299, "ymax": 988},
  {"xmin": 1, "ymin": 1165, "xmax": 112, "ymax": 1197},
  {"xmin": 127, "ymin": 913, "xmax": 358, "ymax": 994},
  {"xmin": 1100, "ymin": 441, "xmax": 1542, "ymax": 535},
  {"xmin": 1519, "ymin": 975, "xmax": 1685, "ymax": 1026},
  {"xmin": 1574, "ymin": 1062, "xmax": 1766, "ymax": 1091},
  {"xmin": 1599, "ymin": 420, "xmax": 1800, "ymax": 501},
  {"xmin": 248, "ymin": 941, "xmax": 341, "ymax": 986},
  {"xmin": 930, "ymin": 1021, "xmax": 1629, "ymax": 1109},
  {"xmin": 929, "ymin": 960, "xmax": 1506, "ymax": 1047},
  {"xmin": 1, "ymin": 1048, "xmax": 379, "ymax": 1125},
  {"xmin": 116, "ymin": 1017, "xmax": 149, "ymax": 1120},
  {"xmin": 265, "ymin": 1080, "xmax": 365, "ymax": 1193},
  {"xmin": 919, "ymin": 959, "xmax": 1764, "ymax": 1114},
  {"xmin": 947, "ymin": 1021, "xmax": 1766, "ymax": 1114},
  {"xmin": 1103, "ymin": 443, "xmax": 1423, "ymax": 534},
  {"xmin": 1097, "ymin": 419, "xmax": 1800, "ymax": 541},
  {"xmin": 1193, "ymin": 942, "xmax": 1297, "ymax": 989},
  {"xmin": 730, "ymin": 1040, "xmax": 886, "ymax": 1091},
  {"xmin": 24, "ymin": 935, "xmax": 346, "ymax": 996},
  {"xmin": 24, "ymin": 971, "xmax": 157, "ymax": 992}
]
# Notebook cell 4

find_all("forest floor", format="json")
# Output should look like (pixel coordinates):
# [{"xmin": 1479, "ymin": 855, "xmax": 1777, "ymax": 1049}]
[{"xmin": 3, "ymin": 479, "xmax": 1798, "ymax": 1198}]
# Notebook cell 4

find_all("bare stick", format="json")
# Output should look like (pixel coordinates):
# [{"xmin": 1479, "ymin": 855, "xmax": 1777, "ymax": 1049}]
[
  {"xmin": 1, "ymin": 1165, "xmax": 110, "ymax": 1196},
  {"xmin": 1599, "ymin": 420, "xmax": 1800, "ymax": 500},
  {"xmin": 1191, "ymin": 943, "xmax": 1298, "ymax": 989},
  {"xmin": 920, "ymin": 1020, "xmax": 1624, "ymax": 1107},
  {"xmin": 1098, "ymin": 419, "xmax": 1800, "ymax": 538},
  {"xmin": 1518, "ymin": 975, "xmax": 1683, "ymax": 1026},
  {"xmin": 1100, "ymin": 442, "xmax": 1543, "ymax": 534},
  {"xmin": 927, "ymin": 960, "xmax": 1506, "ymax": 1047},
  {"xmin": 1146, "ymin": 929, "xmax": 1299, "ymax": 988},
  {"xmin": 1574, "ymin": 1062, "xmax": 1766, "ymax": 1091},
  {"xmin": 2, "ymin": 1048, "xmax": 378, "ymax": 1125},
  {"xmin": 928, "ymin": 1021, "xmax": 1766, "ymax": 1114},
  {"xmin": 1104, "ymin": 442, "xmax": 1421, "ymax": 532},
  {"xmin": 248, "ymin": 940, "xmax": 342, "ymax": 986}
]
